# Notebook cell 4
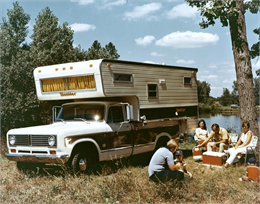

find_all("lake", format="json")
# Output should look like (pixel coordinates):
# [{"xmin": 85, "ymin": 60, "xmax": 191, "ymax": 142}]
[{"xmin": 199, "ymin": 113, "xmax": 260, "ymax": 134}]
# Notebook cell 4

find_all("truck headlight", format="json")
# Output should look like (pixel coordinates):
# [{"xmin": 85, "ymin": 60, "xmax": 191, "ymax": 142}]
[
  {"xmin": 48, "ymin": 135, "xmax": 56, "ymax": 146},
  {"xmin": 9, "ymin": 135, "xmax": 16, "ymax": 145}
]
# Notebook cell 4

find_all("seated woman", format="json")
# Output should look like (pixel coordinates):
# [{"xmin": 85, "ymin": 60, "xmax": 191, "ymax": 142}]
[
  {"xmin": 194, "ymin": 119, "xmax": 208, "ymax": 147},
  {"xmin": 224, "ymin": 121, "xmax": 254, "ymax": 168}
]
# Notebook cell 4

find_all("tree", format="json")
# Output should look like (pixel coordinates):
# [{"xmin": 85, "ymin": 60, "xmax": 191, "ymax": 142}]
[
  {"xmin": 197, "ymin": 80, "xmax": 211, "ymax": 103},
  {"xmin": 87, "ymin": 40, "xmax": 120, "ymax": 60},
  {"xmin": 187, "ymin": 0, "xmax": 259, "ymax": 137},
  {"xmin": 231, "ymin": 80, "xmax": 239, "ymax": 104},
  {"xmin": 31, "ymin": 7, "xmax": 76, "ymax": 66},
  {"xmin": 0, "ymin": 2, "xmax": 34, "ymax": 135},
  {"xmin": 219, "ymin": 88, "xmax": 233, "ymax": 106},
  {"xmin": 87, "ymin": 40, "xmax": 103, "ymax": 60},
  {"xmin": 103, "ymin": 42, "xmax": 120, "ymax": 59}
]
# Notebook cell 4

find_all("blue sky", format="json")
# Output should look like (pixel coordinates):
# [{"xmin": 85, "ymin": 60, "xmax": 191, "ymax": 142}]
[{"xmin": 1, "ymin": 0, "xmax": 259, "ymax": 97}]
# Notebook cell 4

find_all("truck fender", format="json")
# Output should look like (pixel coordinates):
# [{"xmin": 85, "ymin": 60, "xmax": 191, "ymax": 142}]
[
  {"xmin": 70, "ymin": 138, "xmax": 101, "ymax": 160},
  {"xmin": 154, "ymin": 132, "xmax": 171, "ymax": 151}
]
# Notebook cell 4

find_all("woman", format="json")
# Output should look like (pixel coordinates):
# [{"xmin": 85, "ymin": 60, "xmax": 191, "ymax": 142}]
[
  {"xmin": 224, "ymin": 121, "xmax": 254, "ymax": 168},
  {"xmin": 194, "ymin": 119, "xmax": 208, "ymax": 144}
]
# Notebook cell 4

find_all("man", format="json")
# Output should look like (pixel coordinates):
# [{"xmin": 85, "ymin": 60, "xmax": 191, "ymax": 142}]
[
  {"xmin": 198, "ymin": 123, "xmax": 229, "ymax": 152},
  {"xmin": 148, "ymin": 139, "xmax": 184, "ymax": 183}
]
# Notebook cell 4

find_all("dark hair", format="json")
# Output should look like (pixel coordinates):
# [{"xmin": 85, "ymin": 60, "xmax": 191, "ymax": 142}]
[
  {"xmin": 198, "ymin": 119, "xmax": 207, "ymax": 130},
  {"xmin": 211, "ymin": 123, "xmax": 219, "ymax": 129},
  {"xmin": 242, "ymin": 121, "xmax": 250, "ymax": 128}
]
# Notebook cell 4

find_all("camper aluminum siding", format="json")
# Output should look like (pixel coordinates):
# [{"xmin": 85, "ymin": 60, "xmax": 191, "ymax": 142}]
[{"xmin": 100, "ymin": 59, "xmax": 198, "ymax": 133}]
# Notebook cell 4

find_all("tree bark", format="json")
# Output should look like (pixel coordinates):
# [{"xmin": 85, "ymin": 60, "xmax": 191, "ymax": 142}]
[{"xmin": 229, "ymin": 1, "xmax": 259, "ymax": 157}]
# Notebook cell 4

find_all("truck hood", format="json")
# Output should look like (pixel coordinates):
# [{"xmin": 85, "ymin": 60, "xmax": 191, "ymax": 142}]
[{"xmin": 7, "ymin": 121, "xmax": 108, "ymax": 136}]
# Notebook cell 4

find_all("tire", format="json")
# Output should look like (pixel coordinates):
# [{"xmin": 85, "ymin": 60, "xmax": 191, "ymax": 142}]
[{"xmin": 71, "ymin": 152, "xmax": 90, "ymax": 175}]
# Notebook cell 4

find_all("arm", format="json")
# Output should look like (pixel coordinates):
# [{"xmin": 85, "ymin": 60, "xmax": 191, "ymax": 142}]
[
  {"xmin": 198, "ymin": 132, "xmax": 213, "ymax": 147},
  {"xmin": 234, "ymin": 136, "xmax": 242, "ymax": 149},
  {"xmin": 236, "ymin": 131, "xmax": 252, "ymax": 149},
  {"xmin": 168, "ymin": 162, "xmax": 181, "ymax": 172}
]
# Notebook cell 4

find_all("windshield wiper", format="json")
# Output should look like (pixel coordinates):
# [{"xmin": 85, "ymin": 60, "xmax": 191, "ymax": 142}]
[
  {"xmin": 56, "ymin": 118, "xmax": 66, "ymax": 124},
  {"xmin": 74, "ymin": 118, "xmax": 90, "ymax": 124}
]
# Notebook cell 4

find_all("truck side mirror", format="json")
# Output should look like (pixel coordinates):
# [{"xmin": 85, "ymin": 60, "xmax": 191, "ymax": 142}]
[{"xmin": 126, "ymin": 105, "xmax": 133, "ymax": 121}]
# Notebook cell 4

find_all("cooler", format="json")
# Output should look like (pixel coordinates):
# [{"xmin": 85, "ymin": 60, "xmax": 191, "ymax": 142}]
[
  {"xmin": 202, "ymin": 151, "xmax": 226, "ymax": 167},
  {"xmin": 247, "ymin": 166, "xmax": 259, "ymax": 181},
  {"xmin": 192, "ymin": 147, "xmax": 202, "ymax": 160}
]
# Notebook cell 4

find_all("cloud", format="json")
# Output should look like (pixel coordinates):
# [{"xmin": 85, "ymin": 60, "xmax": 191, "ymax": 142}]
[
  {"xmin": 70, "ymin": 0, "xmax": 94, "ymax": 5},
  {"xmin": 151, "ymin": 52, "xmax": 165, "ymax": 57},
  {"xmin": 101, "ymin": 0, "xmax": 126, "ymax": 9},
  {"xmin": 200, "ymin": 75, "xmax": 218, "ymax": 79},
  {"xmin": 208, "ymin": 64, "xmax": 217, "ymax": 69},
  {"xmin": 165, "ymin": 3, "xmax": 198, "ymax": 19},
  {"xmin": 135, "ymin": 35, "xmax": 155, "ymax": 46},
  {"xmin": 143, "ymin": 61, "xmax": 158, "ymax": 64},
  {"xmin": 124, "ymin": 3, "xmax": 162, "ymax": 21},
  {"xmin": 155, "ymin": 31, "xmax": 219, "ymax": 48},
  {"xmin": 70, "ymin": 23, "xmax": 96, "ymax": 32},
  {"xmin": 176, "ymin": 59, "xmax": 196, "ymax": 65}
]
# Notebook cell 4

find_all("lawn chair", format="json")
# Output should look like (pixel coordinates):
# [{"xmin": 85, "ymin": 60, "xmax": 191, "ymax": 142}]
[
  {"xmin": 244, "ymin": 135, "xmax": 258, "ymax": 166},
  {"xmin": 228, "ymin": 133, "xmax": 239, "ymax": 148}
]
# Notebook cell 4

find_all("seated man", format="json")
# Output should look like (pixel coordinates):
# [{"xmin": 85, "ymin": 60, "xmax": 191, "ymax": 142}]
[
  {"xmin": 148, "ymin": 139, "xmax": 184, "ymax": 183},
  {"xmin": 198, "ymin": 123, "xmax": 228, "ymax": 152}
]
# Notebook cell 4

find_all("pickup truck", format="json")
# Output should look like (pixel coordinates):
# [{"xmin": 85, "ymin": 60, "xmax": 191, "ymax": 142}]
[{"xmin": 6, "ymin": 100, "xmax": 179, "ymax": 174}]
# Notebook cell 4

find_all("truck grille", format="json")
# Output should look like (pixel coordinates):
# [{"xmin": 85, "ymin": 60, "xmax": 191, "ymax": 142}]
[{"xmin": 12, "ymin": 135, "xmax": 54, "ymax": 147}]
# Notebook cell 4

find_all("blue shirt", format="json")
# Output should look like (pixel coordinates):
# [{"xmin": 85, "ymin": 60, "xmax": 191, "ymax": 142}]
[{"xmin": 148, "ymin": 147, "xmax": 174, "ymax": 177}]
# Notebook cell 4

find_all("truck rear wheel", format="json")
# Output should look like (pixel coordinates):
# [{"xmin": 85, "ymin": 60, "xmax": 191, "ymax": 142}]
[{"xmin": 71, "ymin": 152, "xmax": 90, "ymax": 175}]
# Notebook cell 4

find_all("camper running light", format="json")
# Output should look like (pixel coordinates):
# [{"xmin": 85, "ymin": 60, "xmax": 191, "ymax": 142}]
[
  {"xmin": 89, "ymin": 64, "xmax": 93, "ymax": 68},
  {"xmin": 48, "ymin": 135, "xmax": 56, "ymax": 146}
]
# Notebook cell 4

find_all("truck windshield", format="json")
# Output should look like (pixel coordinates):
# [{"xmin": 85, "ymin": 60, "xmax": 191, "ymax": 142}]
[{"xmin": 56, "ymin": 104, "xmax": 104, "ymax": 121}]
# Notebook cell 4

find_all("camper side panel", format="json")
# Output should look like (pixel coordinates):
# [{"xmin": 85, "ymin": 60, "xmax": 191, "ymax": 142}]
[{"xmin": 100, "ymin": 61, "xmax": 198, "ymax": 109}]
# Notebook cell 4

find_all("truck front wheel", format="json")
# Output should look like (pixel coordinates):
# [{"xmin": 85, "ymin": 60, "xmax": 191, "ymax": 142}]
[{"xmin": 71, "ymin": 152, "xmax": 90, "ymax": 174}]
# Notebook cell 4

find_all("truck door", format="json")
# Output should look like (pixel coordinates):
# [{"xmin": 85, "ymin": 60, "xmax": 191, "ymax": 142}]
[{"xmin": 106, "ymin": 105, "xmax": 133, "ymax": 158}]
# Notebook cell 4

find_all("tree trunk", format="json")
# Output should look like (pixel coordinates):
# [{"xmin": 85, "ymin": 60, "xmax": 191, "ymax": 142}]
[{"xmin": 229, "ymin": 1, "xmax": 259, "ymax": 156}]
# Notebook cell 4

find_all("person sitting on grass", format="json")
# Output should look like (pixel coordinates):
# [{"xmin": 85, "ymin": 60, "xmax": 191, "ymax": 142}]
[
  {"xmin": 194, "ymin": 119, "xmax": 208, "ymax": 147},
  {"xmin": 174, "ymin": 150, "xmax": 193, "ymax": 178},
  {"xmin": 224, "ymin": 121, "xmax": 253, "ymax": 168},
  {"xmin": 198, "ymin": 123, "xmax": 228, "ymax": 152},
  {"xmin": 148, "ymin": 139, "xmax": 184, "ymax": 183},
  {"xmin": 240, "ymin": 157, "xmax": 259, "ymax": 182}
]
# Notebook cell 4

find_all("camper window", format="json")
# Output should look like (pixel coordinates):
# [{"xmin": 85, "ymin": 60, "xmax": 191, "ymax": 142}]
[
  {"xmin": 113, "ymin": 73, "xmax": 132, "ymax": 83},
  {"xmin": 147, "ymin": 84, "xmax": 158, "ymax": 98},
  {"xmin": 184, "ymin": 77, "xmax": 192, "ymax": 86}
]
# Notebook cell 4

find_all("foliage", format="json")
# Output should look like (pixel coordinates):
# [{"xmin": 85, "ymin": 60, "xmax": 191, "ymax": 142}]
[
  {"xmin": 197, "ymin": 80, "xmax": 211, "ymax": 103},
  {"xmin": 254, "ymin": 77, "xmax": 260, "ymax": 106},
  {"xmin": 1, "ymin": 2, "xmax": 120, "ymax": 136},
  {"xmin": 250, "ymin": 28, "xmax": 260, "ymax": 59},
  {"xmin": 87, "ymin": 40, "xmax": 120, "ymax": 60}
]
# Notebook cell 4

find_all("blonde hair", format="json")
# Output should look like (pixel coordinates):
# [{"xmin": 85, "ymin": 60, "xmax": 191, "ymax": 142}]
[{"xmin": 167, "ymin": 139, "xmax": 178, "ymax": 149}]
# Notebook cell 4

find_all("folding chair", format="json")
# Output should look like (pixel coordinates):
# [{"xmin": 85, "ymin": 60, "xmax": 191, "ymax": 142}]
[
  {"xmin": 244, "ymin": 135, "xmax": 258, "ymax": 166},
  {"xmin": 228, "ymin": 133, "xmax": 239, "ymax": 148}
]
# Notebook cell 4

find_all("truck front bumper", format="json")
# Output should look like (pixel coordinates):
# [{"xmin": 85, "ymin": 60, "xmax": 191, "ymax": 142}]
[{"xmin": 5, "ymin": 153, "xmax": 70, "ymax": 164}]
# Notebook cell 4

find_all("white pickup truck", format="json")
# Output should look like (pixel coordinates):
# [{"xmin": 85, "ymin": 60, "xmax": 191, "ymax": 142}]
[{"xmin": 6, "ymin": 59, "xmax": 198, "ymax": 173}]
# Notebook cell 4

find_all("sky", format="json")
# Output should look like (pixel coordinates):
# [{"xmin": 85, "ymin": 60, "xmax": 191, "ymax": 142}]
[{"xmin": 1, "ymin": 0, "xmax": 259, "ymax": 97}]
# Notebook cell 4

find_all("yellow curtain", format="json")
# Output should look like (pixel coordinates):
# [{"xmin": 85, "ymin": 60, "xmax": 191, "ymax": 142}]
[{"xmin": 42, "ymin": 75, "xmax": 95, "ymax": 92}]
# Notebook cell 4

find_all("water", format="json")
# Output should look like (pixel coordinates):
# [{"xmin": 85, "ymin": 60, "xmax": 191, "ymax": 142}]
[{"xmin": 199, "ymin": 113, "xmax": 260, "ymax": 134}]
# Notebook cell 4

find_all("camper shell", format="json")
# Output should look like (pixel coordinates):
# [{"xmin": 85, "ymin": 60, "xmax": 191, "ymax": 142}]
[{"xmin": 34, "ymin": 59, "xmax": 198, "ymax": 132}]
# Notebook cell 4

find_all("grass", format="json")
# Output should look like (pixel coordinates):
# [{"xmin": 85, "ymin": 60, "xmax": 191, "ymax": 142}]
[{"xmin": 1, "ymin": 153, "xmax": 259, "ymax": 204}]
